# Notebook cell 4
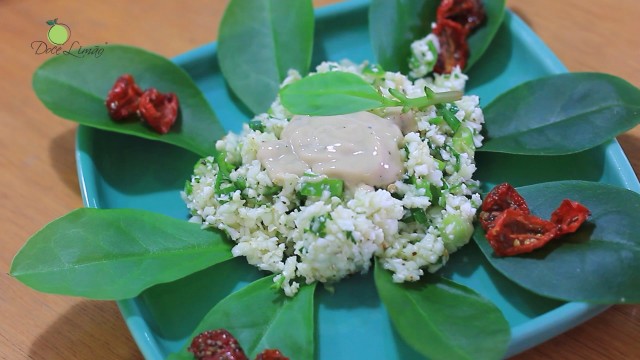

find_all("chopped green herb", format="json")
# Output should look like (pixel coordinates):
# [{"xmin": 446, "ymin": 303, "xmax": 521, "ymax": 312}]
[
  {"xmin": 234, "ymin": 176, "xmax": 247, "ymax": 191},
  {"xmin": 346, "ymin": 231, "xmax": 356, "ymax": 244},
  {"xmin": 263, "ymin": 185, "xmax": 282, "ymax": 196},
  {"xmin": 214, "ymin": 151, "xmax": 237, "ymax": 197},
  {"xmin": 184, "ymin": 180, "xmax": 193, "ymax": 196},
  {"xmin": 308, "ymin": 215, "xmax": 329, "ymax": 237},
  {"xmin": 249, "ymin": 120, "xmax": 265, "ymax": 132},
  {"xmin": 410, "ymin": 208, "xmax": 429, "ymax": 226},
  {"xmin": 435, "ymin": 103, "xmax": 461, "ymax": 132},
  {"xmin": 300, "ymin": 178, "xmax": 344, "ymax": 198}
]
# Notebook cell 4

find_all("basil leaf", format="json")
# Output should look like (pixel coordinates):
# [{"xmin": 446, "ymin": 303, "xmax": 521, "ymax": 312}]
[
  {"xmin": 473, "ymin": 180, "xmax": 640, "ymax": 303},
  {"xmin": 218, "ymin": 0, "xmax": 314, "ymax": 114},
  {"xmin": 374, "ymin": 260, "xmax": 510, "ymax": 360},
  {"xmin": 369, "ymin": 0, "xmax": 505, "ymax": 73},
  {"xmin": 480, "ymin": 72, "xmax": 640, "ymax": 155},
  {"xmin": 10, "ymin": 208, "xmax": 233, "ymax": 300},
  {"xmin": 279, "ymin": 71, "xmax": 387, "ymax": 115},
  {"xmin": 172, "ymin": 276, "xmax": 316, "ymax": 359},
  {"xmin": 466, "ymin": 0, "xmax": 506, "ymax": 71},
  {"xmin": 32, "ymin": 45, "xmax": 224, "ymax": 156},
  {"xmin": 369, "ymin": 0, "xmax": 437, "ymax": 74}
]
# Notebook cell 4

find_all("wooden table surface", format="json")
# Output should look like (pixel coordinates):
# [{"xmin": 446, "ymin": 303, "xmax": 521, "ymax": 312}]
[{"xmin": 1, "ymin": 0, "xmax": 639, "ymax": 359}]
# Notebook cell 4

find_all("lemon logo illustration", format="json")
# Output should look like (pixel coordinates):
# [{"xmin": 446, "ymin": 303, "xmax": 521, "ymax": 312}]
[{"xmin": 46, "ymin": 18, "xmax": 70, "ymax": 46}]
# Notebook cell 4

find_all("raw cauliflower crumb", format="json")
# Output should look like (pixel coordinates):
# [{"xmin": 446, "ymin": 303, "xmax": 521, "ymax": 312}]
[{"xmin": 182, "ymin": 60, "xmax": 484, "ymax": 296}]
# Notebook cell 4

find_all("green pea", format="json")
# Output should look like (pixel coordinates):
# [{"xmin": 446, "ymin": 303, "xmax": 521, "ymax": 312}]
[
  {"xmin": 441, "ymin": 214, "xmax": 474, "ymax": 252},
  {"xmin": 452, "ymin": 126, "xmax": 475, "ymax": 155}
]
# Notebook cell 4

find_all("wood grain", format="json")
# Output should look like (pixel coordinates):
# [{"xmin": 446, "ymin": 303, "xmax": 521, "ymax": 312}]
[{"xmin": 0, "ymin": 0, "xmax": 638, "ymax": 359}]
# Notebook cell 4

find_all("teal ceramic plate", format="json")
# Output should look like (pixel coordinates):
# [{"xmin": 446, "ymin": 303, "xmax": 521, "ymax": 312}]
[{"xmin": 75, "ymin": 0, "xmax": 640, "ymax": 358}]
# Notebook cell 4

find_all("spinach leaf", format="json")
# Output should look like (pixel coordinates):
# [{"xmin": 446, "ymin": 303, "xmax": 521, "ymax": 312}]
[
  {"xmin": 10, "ymin": 208, "xmax": 233, "ymax": 300},
  {"xmin": 217, "ymin": 0, "xmax": 314, "ymax": 115},
  {"xmin": 172, "ymin": 276, "xmax": 316, "ymax": 359},
  {"xmin": 279, "ymin": 71, "xmax": 461, "ymax": 115},
  {"xmin": 280, "ymin": 71, "xmax": 387, "ymax": 115},
  {"xmin": 374, "ymin": 260, "xmax": 510, "ymax": 360},
  {"xmin": 466, "ymin": 0, "xmax": 506, "ymax": 71},
  {"xmin": 32, "ymin": 45, "xmax": 224, "ymax": 156},
  {"xmin": 369, "ymin": 0, "xmax": 437, "ymax": 74},
  {"xmin": 473, "ymin": 181, "xmax": 640, "ymax": 303},
  {"xmin": 369, "ymin": 0, "xmax": 505, "ymax": 73},
  {"xmin": 480, "ymin": 72, "xmax": 640, "ymax": 155}
]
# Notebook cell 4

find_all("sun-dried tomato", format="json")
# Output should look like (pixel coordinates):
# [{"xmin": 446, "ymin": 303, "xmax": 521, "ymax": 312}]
[
  {"xmin": 481, "ymin": 183, "xmax": 530, "ymax": 213},
  {"xmin": 485, "ymin": 208, "xmax": 558, "ymax": 256},
  {"xmin": 432, "ymin": 0, "xmax": 486, "ymax": 74},
  {"xmin": 188, "ymin": 329, "xmax": 248, "ymax": 360},
  {"xmin": 255, "ymin": 349, "xmax": 289, "ymax": 360},
  {"xmin": 437, "ymin": 0, "xmax": 486, "ymax": 34},
  {"xmin": 433, "ymin": 19, "xmax": 469, "ymax": 74},
  {"xmin": 479, "ymin": 183, "xmax": 530, "ymax": 231},
  {"xmin": 138, "ymin": 88, "xmax": 179, "ymax": 134},
  {"xmin": 480, "ymin": 183, "xmax": 591, "ymax": 256},
  {"xmin": 551, "ymin": 199, "xmax": 591, "ymax": 235},
  {"xmin": 105, "ymin": 74, "xmax": 143, "ymax": 121}
]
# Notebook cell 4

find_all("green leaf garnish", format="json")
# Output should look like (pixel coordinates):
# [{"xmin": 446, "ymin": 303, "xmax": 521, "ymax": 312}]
[
  {"xmin": 374, "ymin": 260, "xmax": 510, "ymax": 360},
  {"xmin": 172, "ymin": 276, "xmax": 316, "ymax": 359},
  {"xmin": 481, "ymin": 72, "xmax": 640, "ymax": 155},
  {"xmin": 369, "ymin": 0, "xmax": 438, "ymax": 74},
  {"xmin": 32, "ymin": 45, "xmax": 224, "ymax": 156},
  {"xmin": 10, "ymin": 208, "xmax": 234, "ymax": 300},
  {"xmin": 217, "ymin": 0, "xmax": 314, "ymax": 114},
  {"xmin": 279, "ymin": 71, "xmax": 461, "ymax": 116},
  {"xmin": 466, "ymin": 0, "xmax": 506, "ymax": 71}
]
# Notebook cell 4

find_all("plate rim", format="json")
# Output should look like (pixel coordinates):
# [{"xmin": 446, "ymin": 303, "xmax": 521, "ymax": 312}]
[{"xmin": 72, "ymin": 0, "xmax": 639, "ymax": 358}]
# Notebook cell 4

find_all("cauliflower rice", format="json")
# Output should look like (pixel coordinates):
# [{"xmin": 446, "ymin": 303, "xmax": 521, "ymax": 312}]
[{"xmin": 182, "ymin": 60, "xmax": 484, "ymax": 296}]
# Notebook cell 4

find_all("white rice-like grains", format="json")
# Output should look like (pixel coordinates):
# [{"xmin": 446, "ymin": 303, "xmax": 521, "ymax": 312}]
[{"xmin": 182, "ymin": 61, "xmax": 484, "ymax": 296}]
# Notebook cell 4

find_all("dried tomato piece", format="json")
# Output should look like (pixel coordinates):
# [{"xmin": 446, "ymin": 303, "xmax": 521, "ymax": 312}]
[
  {"xmin": 485, "ymin": 208, "xmax": 558, "ymax": 256},
  {"xmin": 437, "ymin": 0, "xmax": 486, "ymax": 34},
  {"xmin": 188, "ymin": 329, "xmax": 248, "ymax": 360},
  {"xmin": 551, "ymin": 199, "xmax": 591, "ymax": 235},
  {"xmin": 138, "ymin": 88, "xmax": 179, "ymax": 134},
  {"xmin": 432, "ymin": 0, "xmax": 486, "ymax": 74},
  {"xmin": 479, "ymin": 183, "xmax": 530, "ymax": 231},
  {"xmin": 255, "ymin": 349, "xmax": 289, "ymax": 360},
  {"xmin": 433, "ymin": 19, "xmax": 469, "ymax": 74},
  {"xmin": 481, "ymin": 183, "xmax": 530, "ymax": 213},
  {"xmin": 105, "ymin": 74, "xmax": 143, "ymax": 121}
]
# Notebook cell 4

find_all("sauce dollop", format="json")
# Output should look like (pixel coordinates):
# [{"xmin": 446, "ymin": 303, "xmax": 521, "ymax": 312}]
[{"xmin": 257, "ymin": 111, "xmax": 403, "ymax": 188}]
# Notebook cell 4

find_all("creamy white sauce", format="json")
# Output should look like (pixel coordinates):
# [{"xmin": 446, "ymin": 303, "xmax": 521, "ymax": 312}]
[
  {"xmin": 257, "ymin": 111, "xmax": 404, "ymax": 188},
  {"xmin": 384, "ymin": 107, "xmax": 418, "ymax": 134}
]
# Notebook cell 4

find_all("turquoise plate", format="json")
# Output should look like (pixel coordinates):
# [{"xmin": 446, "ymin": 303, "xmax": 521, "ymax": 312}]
[{"xmin": 75, "ymin": 0, "xmax": 640, "ymax": 358}]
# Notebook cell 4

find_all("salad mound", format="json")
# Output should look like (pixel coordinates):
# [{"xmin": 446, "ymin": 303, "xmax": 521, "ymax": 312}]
[{"xmin": 183, "ymin": 61, "xmax": 484, "ymax": 296}]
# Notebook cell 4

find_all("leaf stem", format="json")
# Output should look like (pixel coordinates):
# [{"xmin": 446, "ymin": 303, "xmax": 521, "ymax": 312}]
[{"xmin": 388, "ymin": 87, "xmax": 462, "ymax": 111}]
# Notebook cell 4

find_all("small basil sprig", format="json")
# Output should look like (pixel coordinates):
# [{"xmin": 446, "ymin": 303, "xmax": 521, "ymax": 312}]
[
  {"xmin": 217, "ymin": 0, "xmax": 314, "ymax": 114},
  {"xmin": 10, "ymin": 208, "xmax": 234, "ymax": 300},
  {"xmin": 473, "ymin": 180, "xmax": 640, "ymax": 303},
  {"xmin": 170, "ymin": 276, "xmax": 316, "ymax": 359},
  {"xmin": 374, "ymin": 260, "xmax": 510, "ymax": 360},
  {"xmin": 481, "ymin": 72, "xmax": 640, "ymax": 155},
  {"xmin": 279, "ymin": 71, "xmax": 461, "ymax": 116},
  {"xmin": 32, "ymin": 45, "xmax": 224, "ymax": 156}
]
